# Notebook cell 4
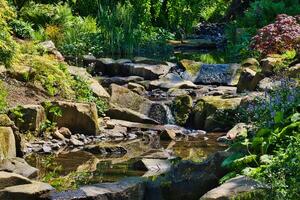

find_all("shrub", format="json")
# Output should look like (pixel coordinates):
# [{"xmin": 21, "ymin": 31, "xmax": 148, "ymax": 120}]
[
  {"xmin": 251, "ymin": 14, "xmax": 300, "ymax": 55},
  {"xmin": 19, "ymin": 54, "xmax": 75, "ymax": 98},
  {"xmin": 9, "ymin": 19, "xmax": 34, "ymax": 39},
  {"xmin": 0, "ymin": 0, "xmax": 18, "ymax": 67}
]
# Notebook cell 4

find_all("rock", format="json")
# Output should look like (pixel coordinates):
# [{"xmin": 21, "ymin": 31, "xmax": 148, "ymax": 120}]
[
  {"xmin": 0, "ymin": 127, "xmax": 16, "ymax": 160},
  {"xmin": 100, "ymin": 76, "xmax": 144, "ymax": 87},
  {"xmin": 179, "ymin": 59, "xmax": 202, "ymax": 82},
  {"xmin": 0, "ymin": 158, "xmax": 39, "ymax": 178},
  {"xmin": 149, "ymin": 79, "xmax": 198, "ymax": 90},
  {"xmin": 123, "ymin": 63, "xmax": 172, "ymax": 80},
  {"xmin": 89, "ymin": 78, "xmax": 110, "ymax": 99},
  {"xmin": 133, "ymin": 57, "xmax": 168, "ymax": 65},
  {"xmin": 110, "ymin": 84, "xmax": 152, "ymax": 114},
  {"xmin": 70, "ymin": 136, "xmax": 84, "ymax": 146},
  {"xmin": 195, "ymin": 64, "xmax": 241, "ymax": 86},
  {"xmin": 145, "ymin": 151, "xmax": 231, "ymax": 200},
  {"xmin": 200, "ymin": 176, "xmax": 267, "ymax": 200},
  {"xmin": 148, "ymin": 103, "xmax": 170, "ymax": 124},
  {"xmin": 67, "ymin": 66, "xmax": 110, "ymax": 99},
  {"xmin": 171, "ymin": 95, "xmax": 193, "ymax": 126},
  {"xmin": 0, "ymin": 172, "xmax": 31, "ymax": 190},
  {"xmin": 261, "ymin": 55, "xmax": 283, "ymax": 75},
  {"xmin": 49, "ymin": 101, "xmax": 99, "ymax": 135},
  {"xmin": 101, "ymin": 125, "xmax": 127, "ymax": 138},
  {"xmin": 248, "ymin": 72, "xmax": 265, "ymax": 91},
  {"xmin": 84, "ymin": 145, "xmax": 127, "ymax": 156},
  {"xmin": 170, "ymin": 39, "xmax": 217, "ymax": 50},
  {"xmin": 258, "ymin": 77, "xmax": 281, "ymax": 91},
  {"xmin": 9, "ymin": 105, "xmax": 46, "ymax": 133},
  {"xmin": 8, "ymin": 65, "xmax": 36, "ymax": 82},
  {"xmin": 58, "ymin": 127, "xmax": 72, "ymax": 139},
  {"xmin": 237, "ymin": 68, "xmax": 257, "ymax": 93},
  {"xmin": 160, "ymin": 129, "xmax": 177, "ymax": 140},
  {"xmin": 51, "ymin": 130, "xmax": 65, "ymax": 141},
  {"xmin": 0, "ymin": 114, "xmax": 14, "ymax": 127},
  {"xmin": 133, "ymin": 159, "xmax": 171, "ymax": 172},
  {"xmin": 47, "ymin": 177, "xmax": 145, "ymax": 200},
  {"xmin": 107, "ymin": 107, "xmax": 159, "ymax": 124},
  {"xmin": 226, "ymin": 123, "xmax": 249, "ymax": 140},
  {"xmin": 42, "ymin": 144, "xmax": 52, "ymax": 153},
  {"xmin": 0, "ymin": 181, "xmax": 54, "ymax": 200},
  {"xmin": 128, "ymin": 82, "xmax": 146, "ymax": 95},
  {"xmin": 192, "ymin": 96, "xmax": 242, "ymax": 131},
  {"xmin": 241, "ymin": 58, "xmax": 260, "ymax": 70},
  {"xmin": 0, "ymin": 65, "xmax": 7, "ymax": 75},
  {"xmin": 287, "ymin": 63, "xmax": 300, "ymax": 78},
  {"xmin": 39, "ymin": 40, "xmax": 64, "ymax": 61}
]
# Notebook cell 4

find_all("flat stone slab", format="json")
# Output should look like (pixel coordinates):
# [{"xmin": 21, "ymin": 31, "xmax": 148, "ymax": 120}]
[{"xmin": 200, "ymin": 175, "xmax": 267, "ymax": 200}]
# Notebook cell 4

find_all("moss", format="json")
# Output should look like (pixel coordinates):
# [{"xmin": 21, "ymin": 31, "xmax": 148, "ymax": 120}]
[
  {"xmin": 18, "ymin": 54, "xmax": 75, "ymax": 98},
  {"xmin": 0, "ymin": 114, "xmax": 13, "ymax": 126},
  {"xmin": 171, "ymin": 95, "xmax": 193, "ymax": 126},
  {"xmin": 179, "ymin": 59, "xmax": 202, "ymax": 76}
]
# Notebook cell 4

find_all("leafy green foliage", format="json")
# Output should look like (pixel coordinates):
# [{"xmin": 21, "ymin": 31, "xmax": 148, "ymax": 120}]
[
  {"xmin": 9, "ymin": 19, "xmax": 34, "ymax": 39},
  {"xmin": 223, "ymin": 81, "xmax": 300, "ymax": 199},
  {"xmin": 0, "ymin": 0, "xmax": 18, "ymax": 67},
  {"xmin": 72, "ymin": 76, "xmax": 108, "ymax": 116}
]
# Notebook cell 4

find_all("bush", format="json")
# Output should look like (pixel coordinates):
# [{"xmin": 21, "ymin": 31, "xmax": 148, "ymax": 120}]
[
  {"xmin": 251, "ymin": 14, "xmax": 300, "ymax": 55},
  {"xmin": 9, "ymin": 19, "xmax": 34, "ymax": 39},
  {"xmin": 0, "ymin": 0, "xmax": 18, "ymax": 67},
  {"xmin": 225, "ymin": 0, "xmax": 300, "ymax": 61},
  {"xmin": 19, "ymin": 54, "xmax": 75, "ymax": 98}
]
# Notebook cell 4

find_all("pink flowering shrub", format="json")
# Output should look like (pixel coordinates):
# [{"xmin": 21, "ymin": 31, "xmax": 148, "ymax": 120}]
[{"xmin": 251, "ymin": 14, "xmax": 300, "ymax": 55}]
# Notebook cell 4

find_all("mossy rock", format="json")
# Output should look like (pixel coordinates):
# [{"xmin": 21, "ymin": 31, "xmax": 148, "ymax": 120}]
[
  {"xmin": 0, "ymin": 114, "xmax": 14, "ymax": 127},
  {"xmin": 0, "ymin": 127, "xmax": 16, "ymax": 159},
  {"xmin": 192, "ymin": 96, "xmax": 242, "ymax": 131},
  {"xmin": 171, "ymin": 95, "xmax": 193, "ymax": 126},
  {"xmin": 179, "ymin": 59, "xmax": 202, "ymax": 76}
]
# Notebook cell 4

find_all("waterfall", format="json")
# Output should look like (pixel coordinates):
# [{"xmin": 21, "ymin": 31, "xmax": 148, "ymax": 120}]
[{"xmin": 162, "ymin": 103, "xmax": 176, "ymax": 125}]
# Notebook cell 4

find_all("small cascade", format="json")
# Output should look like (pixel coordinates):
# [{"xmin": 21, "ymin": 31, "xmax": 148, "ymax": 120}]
[{"xmin": 162, "ymin": 103, "xmax": 176, "ymax": 125}]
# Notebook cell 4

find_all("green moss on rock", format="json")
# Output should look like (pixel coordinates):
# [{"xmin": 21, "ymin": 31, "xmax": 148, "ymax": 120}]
[{"xmin": 171, "ymin": 95, "xmax": 193, "ymax": 126}]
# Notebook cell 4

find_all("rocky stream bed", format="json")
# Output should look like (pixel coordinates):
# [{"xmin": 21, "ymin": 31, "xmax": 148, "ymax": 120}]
[{"xmin": 1, "ymin": 24, "xmax": 296, "ymax": 200}]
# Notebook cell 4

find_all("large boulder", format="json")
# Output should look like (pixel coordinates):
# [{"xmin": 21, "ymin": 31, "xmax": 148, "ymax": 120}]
[
  {"xmin": 47, "ymin": 177, "xmax": 145, "ymax": 200},
  {"xmin": 124, "ymin": 63, "xmax": 172, "ymax": 80},
  {"xmin": 48, "ymin": 101, "xmax": 100, "ymax": 135},
  {"xmin": 110, "ymin": 84, "xmax": 152, "ymax": 115},
  {"xmin": 194, "ymin": 64, "xmax": 241, "ymax": 86},
  {"xmin": 8, "ymin": 65, "xmax": 36, "ymax": 82},
  {"xmin": 200, "ymin": 176, "xmax": 267, "ymax": 200},
  {"xmin": 0, "ymin": 158, "xmax": 39, "ymax": 178},
  {"xmin": 192, "ymin": 96, "xmax": 242, "ymax": 131},
  {"xmin": 0, "ymin": 114, "xmax": 14, "ymax": 127},
  {"xmin": 0, "ymin": 127, "xmax": 16, "ymax": 160},
  {"xmin": 0, "ymin": 181, "xmax": 54, "ymax": 200},
  {"xmin": 9, "ymin": 105, "xmax": 46, "ymax": 133},
  {"xmin": 0, "ymin": 172, "xmax": 31, "ymax": 190}
]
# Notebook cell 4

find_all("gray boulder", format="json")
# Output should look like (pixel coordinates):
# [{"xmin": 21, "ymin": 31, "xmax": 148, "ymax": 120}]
[
  {"xmin": 200, "ymin": 176, "xmax": 267, "ymax": 200},
  {"xmin": 195, "ymin": 64, "xmax": 241, "ymax": 86}
]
